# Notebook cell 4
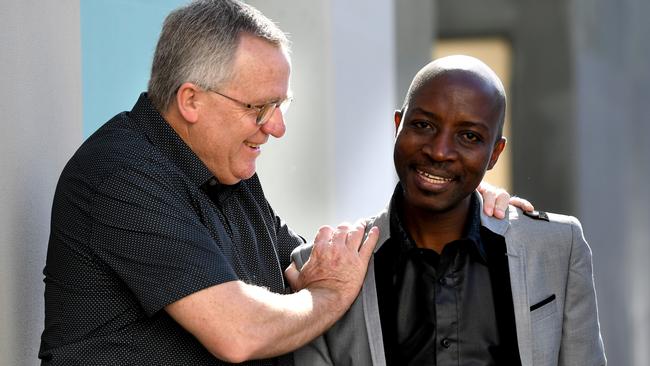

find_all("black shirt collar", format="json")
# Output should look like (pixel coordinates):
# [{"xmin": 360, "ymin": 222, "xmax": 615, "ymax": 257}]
[
  {"xmin": 388, "ymin": 184, "xmax": 488, "ymax": 263},
  {"xmin": 129, "ymin": 92, "xmax": 214, "ymax": 188}
]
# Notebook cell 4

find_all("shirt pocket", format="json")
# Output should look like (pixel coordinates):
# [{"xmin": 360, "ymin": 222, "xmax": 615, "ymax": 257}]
[{"xmin": 530, "ymin": 294, "xmax": 557, "ymax": 322}]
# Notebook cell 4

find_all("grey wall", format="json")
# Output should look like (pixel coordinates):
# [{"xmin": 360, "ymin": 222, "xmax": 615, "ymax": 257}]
[
  {"xmin": 394, "ymin": 0, "xmax": 436, "ymax": 108},
  {"xmin": 572, "ymin": 0, "xmax": 650, "ymax": 364},
  {"xmin": 0, "ymin": 1, "xmax": 82, "ymax": 364}
]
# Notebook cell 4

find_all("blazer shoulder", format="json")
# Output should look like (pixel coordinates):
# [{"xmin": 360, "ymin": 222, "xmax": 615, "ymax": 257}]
[
  {"xmin": 510, "ymin": 206, "xmax": 582, "ymax": 229},
  {"xmin": 507, "ymin": 206, "xmax": 587, "ymax": 254}
]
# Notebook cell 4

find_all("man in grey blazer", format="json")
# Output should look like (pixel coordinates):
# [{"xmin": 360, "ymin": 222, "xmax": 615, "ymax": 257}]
[{"xmin": 289, "ymin": 55, "xmax": 606, "ymax": 365}]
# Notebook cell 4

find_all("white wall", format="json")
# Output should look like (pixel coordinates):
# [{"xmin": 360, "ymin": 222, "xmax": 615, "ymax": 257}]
[
  {"xmin": 0, "ymin": 1, "xmax": 82, "ymax": 364},
  {"xmin": 249, "ymin": 0, "xmax": 397, "ymax": 238}
]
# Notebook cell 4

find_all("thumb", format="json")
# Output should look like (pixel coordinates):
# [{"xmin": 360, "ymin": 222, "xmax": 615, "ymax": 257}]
[{"xmin": 284, "ymin": 262, "xmax": 301, "ymax": 291}]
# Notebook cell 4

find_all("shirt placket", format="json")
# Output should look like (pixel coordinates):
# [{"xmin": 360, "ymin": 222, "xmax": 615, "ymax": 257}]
[{"xmin": 435, "ymin": 250, "xmax": 461, "ymax": 365}]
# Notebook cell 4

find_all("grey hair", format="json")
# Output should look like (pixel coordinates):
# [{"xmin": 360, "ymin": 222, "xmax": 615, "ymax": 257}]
[{"xmin": 148, "ymin": 0, "xmax": 290, "ymax": 112}]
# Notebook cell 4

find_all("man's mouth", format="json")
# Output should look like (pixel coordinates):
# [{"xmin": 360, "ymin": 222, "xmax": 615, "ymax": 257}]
[
  {"xmin": 245, "ymin": 142, "xmax": 261, "ymax": 149},
  {"xmin": 416, "ymin": 169, "xmax": 454, "ymax": 184}
]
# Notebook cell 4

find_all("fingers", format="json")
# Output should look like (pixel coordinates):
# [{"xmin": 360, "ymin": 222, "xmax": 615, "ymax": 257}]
[
  {"xmin": 330, "ymin": 223, "xmax": 351, "ymax": 247},
  {"xmin": 344, "ymin": 221, "xmax": 366, "ymax": 252},
  {"xmin": 284, "ymin": 262, "xmax": 300, "ymax": 291},
  {"xmin": 493, "ymin": 189, "xmax": 511, "ymax": 219},
  {"xmin": 478, "ymin": 182, "xmax": 535, "ymax": 217},
  {"xmin": 314, "ymin": 225, "xmax": 334, "ymax": 246},
  {"xmin": 510, "ymin": 196, "xmax": 535, "ymax": 212},
  {"xmin": 478, "ymin": 181, "xmax": 509, "ymax": 219},
  {"xmin": 358, "ymin": 226, "xmax": 379, "ymax": 262},
  {"xmin": 338, "ymin": 221, "xmax": 377, "ymax": 256},
  {"xmin": 479, "ymin": 185, "xmax": 497, "ymax": 217}
]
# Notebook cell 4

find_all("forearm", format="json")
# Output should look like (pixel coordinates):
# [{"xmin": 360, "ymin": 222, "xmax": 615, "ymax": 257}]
[
  {"xmin": 224, "ymin": 282, "xmax": 347, "ymax": 360},
  {"xmin": 166, "ymin": 280, "xmax": 348, "ymax": 363},
  {"xmin": 167, "ymin": 222, "xmax": 378, "ymax": 363}
]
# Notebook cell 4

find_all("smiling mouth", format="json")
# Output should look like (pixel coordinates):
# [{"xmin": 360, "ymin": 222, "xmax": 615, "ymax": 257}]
[
  {"xmin": 245, "ymin": 142, "xmax": 261, "ymax": 149},
  {"xmin": 416, "ymin": 169, "xmax": 454, "ymax": 184}
]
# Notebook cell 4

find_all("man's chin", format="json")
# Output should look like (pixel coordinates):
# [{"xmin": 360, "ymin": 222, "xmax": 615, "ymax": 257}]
[
  {"xmin": 408, "ymin": 191, "xmax": 464, "ymax": 215},
  {"xmin": 237, "ymin": 167, "xmax": 257, "ymax": 181}
]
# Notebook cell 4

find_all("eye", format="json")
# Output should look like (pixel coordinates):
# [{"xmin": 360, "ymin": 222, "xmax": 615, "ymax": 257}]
[
  {"xmin": 411, "ymin": 120, "xmax": 432, "ymax": 129},
  {"xmin": 461, "ymin": 131, "xmax": 483, "ymax": 143}
]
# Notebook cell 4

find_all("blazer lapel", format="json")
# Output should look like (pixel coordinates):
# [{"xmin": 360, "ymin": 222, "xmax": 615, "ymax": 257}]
[
  {"xmin": 362, "ymin": 256, "xmax": 387, "ymax": 366},
  {"xmin": 504, "ymin": 227, "xmax": 534, "ymax": 366},
  {"xmin": 362, "ymin": 209, "xmax": 390, "ymax": 366},
  {"xmin": 478, "ymin": 194, "xmax": 533, "ymax": 366}
]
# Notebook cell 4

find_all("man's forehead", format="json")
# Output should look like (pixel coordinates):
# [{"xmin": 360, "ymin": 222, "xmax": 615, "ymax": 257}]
[
  {"xmin": 409, "ymin": 71, "xmax": 496, "ymax": 105},
  {"xmin": 407, "ymin": 56, "xmax": 504, "ymax": 100}
]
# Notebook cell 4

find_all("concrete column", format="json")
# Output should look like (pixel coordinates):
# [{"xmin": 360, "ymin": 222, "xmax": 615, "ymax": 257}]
[
  {"xmin": 0, "ymin": 1, "xmax": 82, "ymax": 364},
  {"xmin": 394, "ymin": 0, "xmax": 436, "ymax": 114},
  {"xmin": 249, "ymin": 0, "xmax": 398, "ymax": 237},
  {"xmin": 571, "ymin": 0, "xmax": 650, "ymax": 364}
]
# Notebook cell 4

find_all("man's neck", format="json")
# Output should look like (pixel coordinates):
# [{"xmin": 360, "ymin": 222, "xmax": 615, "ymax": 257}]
[{"xmin": 400, "ymin": 196, "xmax": 472, "ymax": 254}]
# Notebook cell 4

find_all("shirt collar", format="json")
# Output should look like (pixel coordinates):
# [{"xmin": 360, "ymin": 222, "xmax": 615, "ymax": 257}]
[
  {"xmin": 129, "ymin": 92, "xmax": 214, "ymax": 188},
  {"xmin": 388, "ymin": 183, "xmax": 489, "ymax": 263},
  {"xmin": 201, "ymin": 177, "xmax": 243, "ymax": 205}
]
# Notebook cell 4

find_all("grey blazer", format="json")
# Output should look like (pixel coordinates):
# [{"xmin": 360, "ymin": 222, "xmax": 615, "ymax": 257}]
[{"xmin": 291, "ymin": 194, "xmax": 606, "ymax": 366}]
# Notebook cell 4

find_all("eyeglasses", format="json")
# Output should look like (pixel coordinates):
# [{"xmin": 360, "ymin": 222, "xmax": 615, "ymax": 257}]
[{"xmin": 206, "ymin": 88, "xmax": 293, "ymax": 125}]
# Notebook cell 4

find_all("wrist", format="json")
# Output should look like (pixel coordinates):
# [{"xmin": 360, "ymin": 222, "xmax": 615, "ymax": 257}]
[{"xmin": 307, "ymin": 282, "xmax": 358, "ymax": 318}]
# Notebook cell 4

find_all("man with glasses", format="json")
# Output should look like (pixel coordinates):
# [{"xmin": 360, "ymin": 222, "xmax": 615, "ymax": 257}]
[{"xmin": 40, "ymin": 1, "xmax": 529, "ymax": 365}]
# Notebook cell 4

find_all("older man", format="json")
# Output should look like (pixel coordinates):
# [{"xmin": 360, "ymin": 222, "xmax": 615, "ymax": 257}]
[
  {"xmin": 291, "ymin": 56, "xmax": 606, "ymax": 366},
  {"xmin": 40, "ymin": 1, "xmax": 526, "ymax": 365}
]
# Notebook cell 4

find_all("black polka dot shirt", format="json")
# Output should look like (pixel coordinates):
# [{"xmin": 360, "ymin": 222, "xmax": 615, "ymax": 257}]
[{"xmin": 39, "ymin": 93, "xmax": 303, "ymax": 365}]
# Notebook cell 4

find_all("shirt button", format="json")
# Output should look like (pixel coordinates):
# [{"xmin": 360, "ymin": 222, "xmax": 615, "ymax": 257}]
[{"xmin": 440, "ymin": 338, "xmax": 451, "ymax": 348}]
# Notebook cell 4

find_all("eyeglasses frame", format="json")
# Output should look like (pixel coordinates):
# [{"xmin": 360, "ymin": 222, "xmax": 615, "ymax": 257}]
[{"xmin": 205, "ymin": 88, "xmax": 292, "ymax": 126}]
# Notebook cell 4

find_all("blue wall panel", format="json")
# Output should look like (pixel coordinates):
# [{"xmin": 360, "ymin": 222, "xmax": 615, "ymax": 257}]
[{"xmin": 81, "ymin": 0, "xmax": 186, "ymax": 137}]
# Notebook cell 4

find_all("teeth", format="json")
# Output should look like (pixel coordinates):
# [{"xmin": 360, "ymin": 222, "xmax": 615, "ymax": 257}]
[
  {"xmin": 417, "ymin": 169, "xmax": 453, "ymax": 183},
  {"xmin": 245, "ymin": 142, "xmax": 260, "ymax": 148}
]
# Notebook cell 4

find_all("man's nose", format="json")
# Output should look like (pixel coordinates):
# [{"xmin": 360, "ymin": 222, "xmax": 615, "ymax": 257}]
[
  {"xmin": 260, "ymin": 108, "xmax": 286, "ymax": 138},
  {"xmin": 425, "ymin": 133, "xmax": 457, "ymax": 161}
]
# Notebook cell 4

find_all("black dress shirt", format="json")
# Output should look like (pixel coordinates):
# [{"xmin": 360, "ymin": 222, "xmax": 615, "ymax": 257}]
[
  {"xmin": 40, "ymin": 93, "xmax": 303, "ymax": 365},
  {"xmin": 375, "ymin": 186, "xmax": 521, "ymax": 365}
]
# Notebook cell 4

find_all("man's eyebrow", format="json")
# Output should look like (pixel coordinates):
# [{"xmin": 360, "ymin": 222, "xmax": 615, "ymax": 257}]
[
  {"xmin": 409, "ymin": 107, "xmax": 438, "ymax": 120},
  {"xmin": 409, "ymin": 108, "xmax": 491, "ymax": 131},
  {"xmin": 457, "ymin": 120, "xmax": 490, "ymax": 130},
  {"xmin": 259, "ymin": 93, "xmax": 292, "ymax": 105}
]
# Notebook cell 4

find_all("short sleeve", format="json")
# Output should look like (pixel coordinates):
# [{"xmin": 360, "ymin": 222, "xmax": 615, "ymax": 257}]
[
  {"xmin": 268, "ymin": 204, "xmax": 305, "ymax": 270},
  {"xmin": 90, "ymin": 164, "xmax": 238, "ymax": 316}
]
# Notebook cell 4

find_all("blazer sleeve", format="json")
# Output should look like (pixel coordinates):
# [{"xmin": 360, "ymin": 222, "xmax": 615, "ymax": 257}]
[
  {"xmin": 294, "ymin": 336, "xmax": 334, "ymax": 366},
  {"xmin": 290, "ymin": 243, "xmax": 335, "ymax": 365},
  {"xmin": 558, "ymin": 217, "xmax": 607, "ymax": 365}
]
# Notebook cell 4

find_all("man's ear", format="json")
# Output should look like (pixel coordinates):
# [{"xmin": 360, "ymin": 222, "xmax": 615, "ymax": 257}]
[
  {"xmin": 487, "ymin": 137, "xmax": 506, "ymax": 170},
  {"xmin": 175, "ymin": 82, "xmax": 202, "ymax": 123},
  {"xmin": 394, "ymin": 110, "xmax": 403, "ymax": 136}
]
